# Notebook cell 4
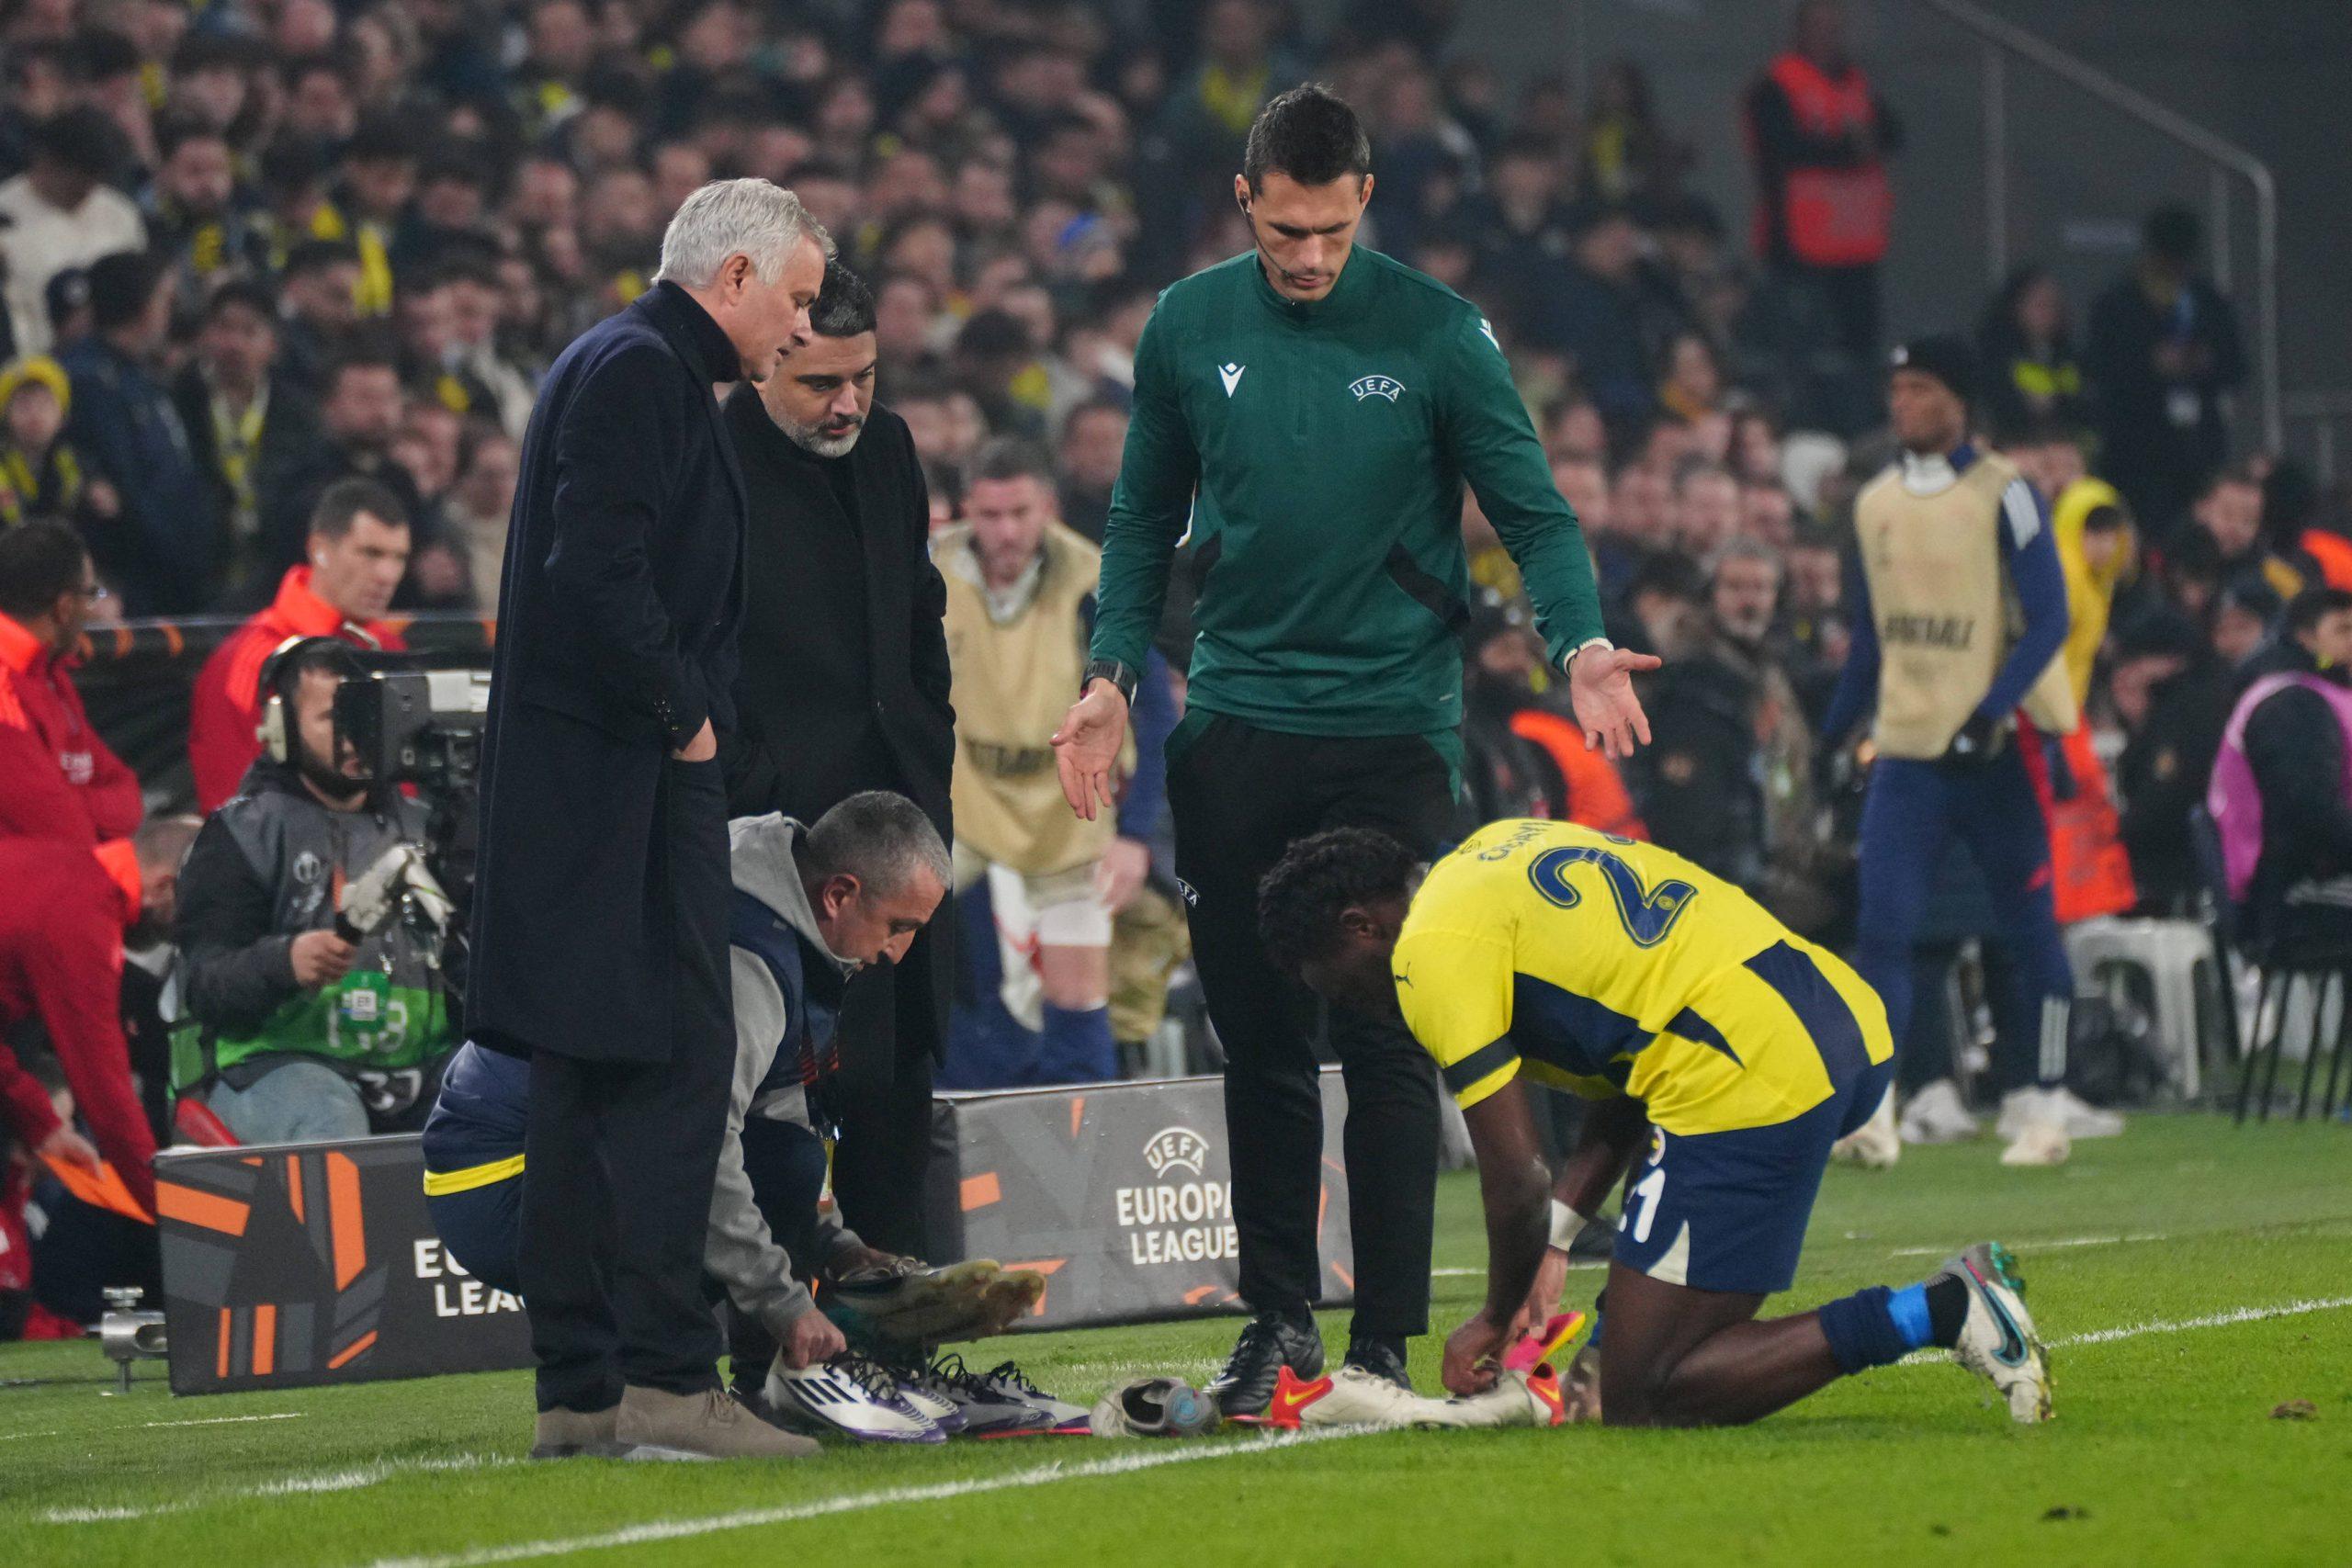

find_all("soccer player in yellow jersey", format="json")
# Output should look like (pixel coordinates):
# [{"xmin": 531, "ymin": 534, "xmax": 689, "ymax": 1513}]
[{"xmin": 1258, "ymin": 820, "xmax": 2053, "ymax": 1426}]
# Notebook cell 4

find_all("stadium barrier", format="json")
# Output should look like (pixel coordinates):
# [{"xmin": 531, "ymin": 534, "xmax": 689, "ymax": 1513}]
[
  {"xmin": 925, "ymin": 1068, "xmax": 1355, "ymax": 1330},
  {"xmin": 155, "ymin": 1134, "xmax": 528, "ymax": 1395},
  {"xmin": 154, "ymin": 1070, "xmax": 1354, "ymax": 1393}
]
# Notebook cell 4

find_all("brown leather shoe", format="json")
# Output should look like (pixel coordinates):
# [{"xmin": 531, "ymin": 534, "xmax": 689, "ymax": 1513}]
[
  {"xmin": 613, "ymin": 1384, "xmax": 819, "ymax": 1461},
  {"xmin": 529, "ymin": 1403, "xmax": 620, "ymax": 1460}
]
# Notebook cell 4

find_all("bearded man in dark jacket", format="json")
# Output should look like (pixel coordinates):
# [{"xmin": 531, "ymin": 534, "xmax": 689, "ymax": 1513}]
[{"xmin": 722, "ymin": 260, "xmax": 956, "ymax": 1258}]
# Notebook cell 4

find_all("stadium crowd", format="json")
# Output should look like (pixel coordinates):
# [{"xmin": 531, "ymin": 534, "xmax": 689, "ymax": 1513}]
[{"xmin": 2, "ymin": 0, "xmax": 2346, "ymax": 1344}]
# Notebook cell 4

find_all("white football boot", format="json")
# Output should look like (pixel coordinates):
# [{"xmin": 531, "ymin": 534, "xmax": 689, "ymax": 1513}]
[
  {"xmin": 764, "ymin": 1353, "xmax": 945, "ymax": 1443},
  {"xmin": 1898, "ymin": 1078, "xmax": 1982, "ymax": 1145},
  {"xmin": 1997, "ymin": 1085, "xmax": 2124, "ymax": 1141},
  {"xmin": 1939, "ymin": 1242, "xmax": 2052, "ymax": 1424}
]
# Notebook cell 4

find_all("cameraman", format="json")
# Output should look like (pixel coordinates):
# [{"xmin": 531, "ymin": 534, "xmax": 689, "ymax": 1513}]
[{"xmin": 173, "ymin": 638, "xmax": 457, "ymax": 1142}]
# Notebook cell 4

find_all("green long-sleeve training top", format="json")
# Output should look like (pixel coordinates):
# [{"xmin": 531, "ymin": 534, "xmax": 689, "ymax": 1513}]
[{"xmin": 1090, "ymin": 243, "xmax": 1605, "ymax": 739}]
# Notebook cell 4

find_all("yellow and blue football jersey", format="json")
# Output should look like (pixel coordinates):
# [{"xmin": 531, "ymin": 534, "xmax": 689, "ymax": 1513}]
[{"xmin": 1394, "ymin": 820, "xmax": 1892, "ymax": 1136}]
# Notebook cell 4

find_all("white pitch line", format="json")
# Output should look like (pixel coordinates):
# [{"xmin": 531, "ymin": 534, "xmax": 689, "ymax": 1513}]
[
  {"xmin": 2048, "ymin": 1294, "xmax": 2352, "ymax": 1348},
  {"xmin": 0, "ymin": 1410, "xmax": 304, "ymax": 1444},
  {"xmin": 352, "ymin": 1428, "xmax": 1368, "ymax": 1568},
  {"xmin": 1887, "ymin": 1233, "xmax": 2168, "ymax": 1258},
  {"xmin": 42, "ymin": 1454, "xmax": 504, "ymax": 1524}
]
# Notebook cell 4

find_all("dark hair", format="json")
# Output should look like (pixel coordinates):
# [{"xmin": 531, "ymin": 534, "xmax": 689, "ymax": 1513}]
[
  {"xmin": 156, "ymin": 114, "xmax": 230, "ymax": 163},
  {"xmin": 345, "ymin": 115, "xmax": 415, "ymax": 165},
  {"xmin": 2218, "ymin": 573, "xmax": 2283, "ymax": 624},
  {"xmin": 0, "ymin": 519, "xmax": 89, "ymax": 621},
  {"xmin": 202, "ymin": 278, "xmax": 278, "ymax": 322},
  {"xmin": 955, "ymin": 307, "xmax": 1032, "ymax": 361},
  {"xmin": 86, "ymin": 250, "xmax": 167, "ymax": 332},
  {"xmin": 283, "ymin": 237, "xmax": 362, "ymax": 276},
  {"xmin": 805, "ymin": 790, "xmax": 950, "ymax": 897},
  {"xmin": 968, "ymin": 437, "xmax": 1054, "ymax": 488},
  {"xmin": 322, "ymin": 344, "xmax": 400, "ymax": 392},
  {"xmin": 809, "ymin": 259, "xmax": 877, "ymax": 338},
  {"xmin": 2282, "ymin": 585, "xmax": 2350, "ymax": 638},
  {"xmin": 74, "ymin": 28, "xmax": 141, "ymax": 81},
  {"xmin": 29, "ymin": 106, "xmax": 129, "ymax": 181},
  {"xmin": 1058, "ymin": 395, "xmax": 1127, "ymax": 441},
  {"xmin": 1242, "ymin": 84, "xmax": 1372, "ymax": 192},
  {"xmin": 2197, "ymin": 461, "xmax": 2262, "ymax": 502},
  {"xmin": 1257, "ymin": 828, "xmax": 1417, "ymax": 974},
  {"xmin": 310, "ymin": 477, "xmax": 410, "ymax": 540}
]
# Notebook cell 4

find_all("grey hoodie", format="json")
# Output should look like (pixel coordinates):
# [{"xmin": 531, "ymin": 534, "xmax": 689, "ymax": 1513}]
[{"xmin": 706, "ymin": 813, "xmax": 866, "ymax": 1337}]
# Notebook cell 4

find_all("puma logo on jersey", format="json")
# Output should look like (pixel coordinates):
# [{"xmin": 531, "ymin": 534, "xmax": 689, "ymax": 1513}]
[
  {"xmin": 1349, "ymin": 375, "xmax": 1406, "ymax": 402},
  {"xmin": 1218, "ymin": 363, "xmax": 1245, "ymax": 396}
]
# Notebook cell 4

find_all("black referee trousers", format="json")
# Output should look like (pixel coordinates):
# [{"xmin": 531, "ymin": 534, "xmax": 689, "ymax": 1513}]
[{"xmin": 1166, "ymin": 715, "xmax": 1454, "ymax": 1338}]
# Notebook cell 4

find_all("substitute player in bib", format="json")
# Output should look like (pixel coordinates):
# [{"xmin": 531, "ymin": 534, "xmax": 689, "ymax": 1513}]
[
  {"xmin": 1052, "ymin": 85, "xmax": 1655, "ymax": 1415},
  {"xmin": 1258, "ymin": 820, "xmax": 2052, "ymax": 1427}
]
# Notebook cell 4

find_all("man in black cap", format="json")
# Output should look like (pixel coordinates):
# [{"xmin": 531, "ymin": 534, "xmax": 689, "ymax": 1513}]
[{"xmin": 1818, "ymin": 334, "xmax": 2102, "ymax": 1168}]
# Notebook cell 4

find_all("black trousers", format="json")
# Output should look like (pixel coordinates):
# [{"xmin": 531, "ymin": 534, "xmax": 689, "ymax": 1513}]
[
  {"xmin": 1166, "ymin": 716, "xmax": 1455, "ymax": 1338},
  {"xmin": 518, "ymin": 758, "xmax": 734, "ymax": 1413},
  {"xmin": 826, "ymin": 938, "xmax": 941, "ymax": 1259}
]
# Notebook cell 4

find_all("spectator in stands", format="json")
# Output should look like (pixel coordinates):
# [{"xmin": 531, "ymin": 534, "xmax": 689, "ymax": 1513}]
[
  {"xmin": 187, "ymin": 479, "xmax": 410, "ymax": 813},
  {"xmin": 2211, "ymin": 587, "xmax": 2352, "ymax": 960},
  {"xmin": 62, "ymin": 251, "xmax": 219, "ymax": 616},
  {"xmin": 2109, "ymin": 610, "xmax": 2231, "ymax": 915},
  {"xmin": 261, "ymin": 346, "xmax": 427, "ymax": 572},
  {"xmin": 938, "ymin": 439, "xmax": 1173, "ymax": 1088},
  {"xmin": 442, "ymin": 429, "xmax": 520, "ymax": 614},
  {"xmin": 1637, "ymin": 538, "xmax": 1830, "ymax": 933},
  {"xmin": 175, "ymin": 638, "xmax": 457, "ymax": 1141},
  {"xmin": 2188, "ymin": 464, "xmax": 2301, "ymax": 603},
  {"xmin": 1578, "ymin": 60, "xmax": 1677, "ymax": 203},
  {"xmin": 0, "ymin": 817, "xmax": 196, "ymax": 1217},
  {"xmin": 1977, "ymin": 267, "xmax": 2086, "ymax": 441},
  {"xmin": 1528, "ymin": 202, "xmax": 1654, "ymax": 430},
  {"xmin": 272, "ymin": 240, "xmax": 365, "ymax": 392},
  {"xmin": 0, "ymin": 107, "xmax": 144, "ymax": 358},
  {"xmin": 2211, "ymin": 576, "xmax": 2282, "ymax": 674},
  {"xmin": 1743, "ymin": 0, "xmax": 1898, "ymax": 357},
  {"xmin": 2087, "ymin": 205, "xmax": 2246, "ymax": 531},
  {"xmin": 1054, "ymin": 398, "xmax": 1128, "ymax": 545},
  {"xmin": 330, "ymin": 118, "xmax": 413, "ymax": 318},
  {"xmin": 143, "ymin": 117, "xmax": 271, "ymax": 315},
  {"xmin": 1462, "ymin": 133, "xmax": 1576, "ymax": 339},
  {"xmin": 1460, "ymin": 604, "xmax": 1570, "ymax": 825},
  {"xmin": 1657, "ymin": 331, "xmax": 1726, "ymax": 428},
  {"xmin": 1669, "ymin": 457, "xmax": 1743, "ymax": 559},
  {"xmin": 0, "ymin": 353, "xmax": 114, "ymax": 534},
  {"xmin": 172, "ymin": 281, "xmax": 319, "ymax": 606},
  {"xmin": 0, "ymin": 520, "xmax": 140, "ymax": 845}
]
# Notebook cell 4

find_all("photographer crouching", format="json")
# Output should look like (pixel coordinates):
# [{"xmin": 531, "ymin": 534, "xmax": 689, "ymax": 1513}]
[{"xmin": 173, "ymin": 637, "xmax": 458, "ymax": 1141}]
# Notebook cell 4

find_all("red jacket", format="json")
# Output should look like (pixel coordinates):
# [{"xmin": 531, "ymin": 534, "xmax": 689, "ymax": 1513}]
[
  {"xmin": 0, "ymin": 838, "xmax": 157, "ymax": 1212},
  {"xmin": 0, "ymin": 610, "xmax": 142, "ymax": 845},
  {"xmin": 187, "ymin": 566, "xmax": 403, "ymax": 812}
]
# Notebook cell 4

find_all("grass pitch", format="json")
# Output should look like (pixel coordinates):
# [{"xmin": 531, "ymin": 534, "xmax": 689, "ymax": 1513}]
[{"xmin": 5, "ymin": 1114, "xmax": 2350, "ymax": 1568}]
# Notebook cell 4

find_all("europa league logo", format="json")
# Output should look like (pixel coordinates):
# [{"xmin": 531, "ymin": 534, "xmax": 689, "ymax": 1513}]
[{"xmin": 1142, "ymin": 1126, "xmax": 1210, "ymax": 1179}]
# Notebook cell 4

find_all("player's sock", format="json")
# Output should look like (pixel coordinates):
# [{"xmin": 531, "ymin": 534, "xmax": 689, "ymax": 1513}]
[
  {"xmin": 1037, "ymin": 1003, "xmax": 1115, "ymax": 1083},
  {"xmin": 1922, "ymin": 1273, "xmax": 1969, "ymax": 1347},
  {"xmin": 1816, "ymin": 1285, "xmax": 1923, "ymax": 1373}
]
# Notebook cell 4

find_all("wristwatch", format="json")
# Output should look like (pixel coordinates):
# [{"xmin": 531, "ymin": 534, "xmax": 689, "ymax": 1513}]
[
  {"xmin": 1561, "ymin": 637, "xmax": 1612, "ymax": 674},
  {"xmin": 1081, "ymin": 658, "xmax": 1138, "ymax": 706}
]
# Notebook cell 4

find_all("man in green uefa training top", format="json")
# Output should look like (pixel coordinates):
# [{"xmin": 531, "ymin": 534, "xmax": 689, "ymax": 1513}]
[{"xmin": 1052, "ymin": 85, "xmax": 1657, "ymax": 1415}]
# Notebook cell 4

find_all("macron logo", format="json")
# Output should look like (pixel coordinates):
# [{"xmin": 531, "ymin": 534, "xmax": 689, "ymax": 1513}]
[
  {"xmin": 1218, "ymin": 363, "xmax": 1245, "ymax": 397},
  {"xmin": 1350, "ymin": 375, "xmax": 1406, "ymax": 402}
]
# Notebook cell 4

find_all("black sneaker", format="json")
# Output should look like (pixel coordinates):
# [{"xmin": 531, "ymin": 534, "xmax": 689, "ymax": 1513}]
[
  {"xmin": 1204, "ymin": 1311, "xmax": 1324, "ymax": 1416},
  {"xmin": 1341, "ymin": 1335, "xmax": 1412, "ymax": 1392}
]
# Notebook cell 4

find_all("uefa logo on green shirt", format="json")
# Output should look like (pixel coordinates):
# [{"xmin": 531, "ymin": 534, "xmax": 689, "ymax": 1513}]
[{"xmin": 1349, "ymin": 375, "xmax": 1406, "ymax": 403}]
